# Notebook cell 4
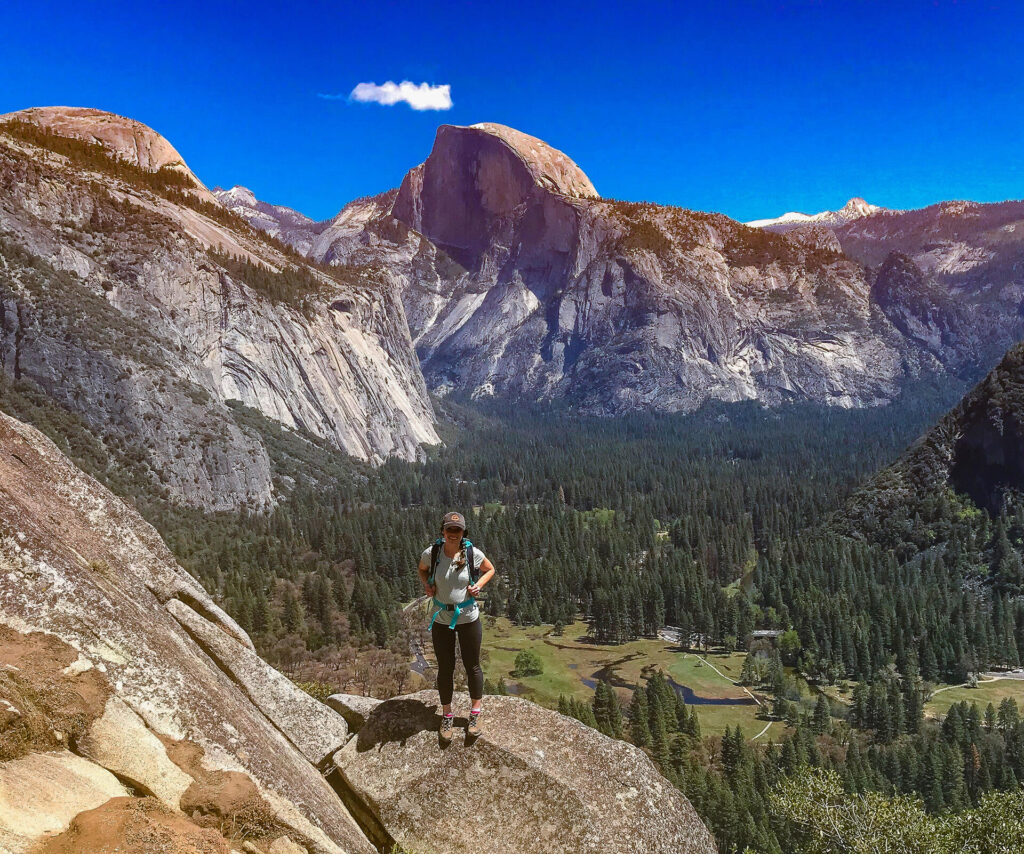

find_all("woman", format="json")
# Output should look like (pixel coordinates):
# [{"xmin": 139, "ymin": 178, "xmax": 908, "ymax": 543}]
[{"xmin": 418, "ymin": 511, "xmax": 496, "ymax": 740}]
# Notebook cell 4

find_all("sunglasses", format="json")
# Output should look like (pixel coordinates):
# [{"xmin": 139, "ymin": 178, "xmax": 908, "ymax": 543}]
[{"xmin": 444, "ymin": 526, "xmax": 464, "ymax": 534}]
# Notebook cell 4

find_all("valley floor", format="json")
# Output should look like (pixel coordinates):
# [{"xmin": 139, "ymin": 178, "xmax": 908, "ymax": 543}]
[{"xmin": 415, "ymin": 614, "xmax": 1024, "ymax": 740}]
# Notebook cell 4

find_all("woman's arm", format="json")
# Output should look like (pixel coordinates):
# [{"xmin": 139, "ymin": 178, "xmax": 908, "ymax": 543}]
[
  {"xmin": 418, "ymin": 558, "xmax": 435, "ymax": 596},
  {"xmin": 468, "ymin": 557, "xmax": 495, "ymax": 596}
]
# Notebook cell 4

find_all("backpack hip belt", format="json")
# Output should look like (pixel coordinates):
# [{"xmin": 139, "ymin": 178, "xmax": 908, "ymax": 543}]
[{"xmin": 429, "ymin": 596, "xmax": 477, "ymax": 630}]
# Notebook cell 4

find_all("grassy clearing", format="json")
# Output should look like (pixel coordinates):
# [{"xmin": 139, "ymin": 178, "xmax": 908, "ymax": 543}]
[
  {"xmin": 480, "ymin": 617, "xmax": 770, "ymax": 737},
  {"xmin": 925, "ymin": 677, "xmax": 1024, "ymax": 718}
]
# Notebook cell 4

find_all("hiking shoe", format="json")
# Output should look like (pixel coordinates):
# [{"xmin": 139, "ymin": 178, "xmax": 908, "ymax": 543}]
[
  {"xmin": 439, "ymin": 713, "xmax": 454, "ymax": 741},
  {"xmin": 468, "ymin": 710, "xmax": 482, "ymax": 736}
]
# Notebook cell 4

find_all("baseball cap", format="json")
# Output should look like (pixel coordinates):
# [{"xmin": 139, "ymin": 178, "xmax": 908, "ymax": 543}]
[{"xmin": 442, "ymin": 511, "xmax": 466, "ymax": 530}]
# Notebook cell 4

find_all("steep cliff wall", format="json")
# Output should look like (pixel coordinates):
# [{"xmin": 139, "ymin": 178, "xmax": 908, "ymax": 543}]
[
  {"xmin": 383, "ymin": 123, "xmax": 933, "ymax": 412},
  {"xmin": 0, "ymin": 108, "xmax": 439, "ymax": 510}
]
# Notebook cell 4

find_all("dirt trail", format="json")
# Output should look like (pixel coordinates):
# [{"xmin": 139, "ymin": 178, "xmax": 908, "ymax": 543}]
[{"xmin": 686, "ymin": 653, "xmax": 764, "ymax": 707}]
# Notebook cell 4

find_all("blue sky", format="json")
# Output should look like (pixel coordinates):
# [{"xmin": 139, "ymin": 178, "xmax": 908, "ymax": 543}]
[{"xmin": 2, "ymin": 0, "xmax": 1021, "ymax": 222}]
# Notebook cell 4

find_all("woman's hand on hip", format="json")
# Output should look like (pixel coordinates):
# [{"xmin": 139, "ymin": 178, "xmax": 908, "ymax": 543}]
[{"xmin": 424, "ymin": 582, "xmax": 436, "ymax": 597}]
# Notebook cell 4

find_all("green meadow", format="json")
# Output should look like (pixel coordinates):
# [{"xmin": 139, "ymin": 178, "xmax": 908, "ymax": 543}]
[
  {"xmin": 479, "ymin": 617, "xmax": 771, "ymax": 737},
  {"xmin": 925, "ymin": 677, "xmax": 1024, "ymax": 718}
]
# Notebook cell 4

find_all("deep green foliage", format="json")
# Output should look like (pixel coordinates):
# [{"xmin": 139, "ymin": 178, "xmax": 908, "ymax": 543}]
[
  {"xmin": 512, "ymin": 649, "xmax": 544, "ymax": 677},
  {"xmin": 558, "ymin": 693, "xmax": 598, "ymax": 728},
  {"xmin": 207, "ymin": 249, "xmax": 329, "ymax": 311},
  {"xmin": 591, "ymin": 679, "xmax": 624, "ymax": 739}
]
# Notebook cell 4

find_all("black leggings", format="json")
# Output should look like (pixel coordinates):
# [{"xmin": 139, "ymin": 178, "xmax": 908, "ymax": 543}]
[{"xmin": 431, "ymin": 617, "xmax": 483, "ymax": 704}]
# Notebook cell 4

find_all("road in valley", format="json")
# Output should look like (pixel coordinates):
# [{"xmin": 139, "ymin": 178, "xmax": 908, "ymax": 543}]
[{"xmin": 403, "ymin": 595, "xmax": 430, "ymax": 675}]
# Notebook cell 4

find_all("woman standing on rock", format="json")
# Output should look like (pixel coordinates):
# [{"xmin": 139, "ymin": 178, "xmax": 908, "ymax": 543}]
[{"xmin": 418, "ymin": 511, "xmax": 496, "ymax": 740}]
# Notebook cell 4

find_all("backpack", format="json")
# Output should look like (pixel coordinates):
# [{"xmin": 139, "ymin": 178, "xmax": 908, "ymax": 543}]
[{"xmin": 429, "ymin": 536, "xmax": 479, "ymax": 585}]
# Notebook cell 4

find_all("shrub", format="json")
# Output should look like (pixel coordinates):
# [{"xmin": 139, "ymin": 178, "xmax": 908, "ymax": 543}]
[{"xmin": 512, "ymin": 649, "xmax": 543, "ymax": 677}]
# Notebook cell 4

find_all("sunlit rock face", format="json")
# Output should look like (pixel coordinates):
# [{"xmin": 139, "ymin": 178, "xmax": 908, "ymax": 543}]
[
  {"xmin": 0, "ymin": 106, "xmax": 217, "ymax": 201},
  {"xmin": 0, "ymin": 409, "xmax": 372, "ymax": 854},
  {"xmin": 0, "ymin": 108, "xmax": 439, "ymax": 510},
  {"xmin": 330, "ymin": 691, "xmax": 718, "ymax": 854},
  {"xmin": 244, "ymin": 122, "xmax": 1024, "ymax": 415},
  {"xmin": 383, "ymin": 122, "xmax": 933, "ymax": 413}
]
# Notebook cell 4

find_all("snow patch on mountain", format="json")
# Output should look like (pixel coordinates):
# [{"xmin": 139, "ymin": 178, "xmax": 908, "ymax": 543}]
[
  {"xmin": 747, "ymin": 197, "xmax": 886, "ymax": 230},
  {"xmin": 212, "ymin": 185, "xmax": 323, "ymax": 253}
]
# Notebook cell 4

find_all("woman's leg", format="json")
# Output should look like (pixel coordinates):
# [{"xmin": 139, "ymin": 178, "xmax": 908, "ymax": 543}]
[
  {"xmin": 456, "ymin": 618, "xmax": 484, "ymax": 710},
  {"xmin": 431, "ymin": 622, "xmax": 457, "ymax": 711}
]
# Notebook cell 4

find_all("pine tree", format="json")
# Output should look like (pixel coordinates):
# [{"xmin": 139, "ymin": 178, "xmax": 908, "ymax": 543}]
[
  {"xmin": 607, "ymin": 683, "xmax": 624, "ymax": 739},
  {"xmin": 740, "ymin": 652, "xmax": 757, "ymax": 686},
  {"xmin": 593, "ymin": 679, "xmax": 614, "ymax": 737},
  {"xmin": 630, "ymin": 688, "xmax": 651, "ymax": 747},
  {"xmin": 812, "ymin": 694, "xmax": 831, "ymax": 734},
  {"xmin": 985, "ymin": 702, "xmax": 997, "ymax": 732}
]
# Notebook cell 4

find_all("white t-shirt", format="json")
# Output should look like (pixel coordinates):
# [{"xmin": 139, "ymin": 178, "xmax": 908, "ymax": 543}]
[{"xmin": 422, "ymin": 543, "xmax": 486, "ymax": 626}]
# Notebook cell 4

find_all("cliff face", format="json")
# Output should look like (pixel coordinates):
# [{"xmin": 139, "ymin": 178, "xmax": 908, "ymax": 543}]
[
  {"xmin": 0, "ymin": 407, "xmax": 371, "ymax": 854},
  {"xmin": 836, "ymin": 200, "xmax": 1024, "ymax": 373},
  {"xmin": 0, "ymin": 407, "xmax": 718, "ymax": 854},
  {"xmin": 380, "ymin": 123, "xmax": 937, "ymax": 412},
  {"xmin": 869, "ymin": 252, "xmax": 972, "ymax": 365},
  {"xmin": 0, "ymin": 108, "xmax": 439, "ymax": 510},
  {"xmin": 928, "ymin": 342, "xmax": 1024, "ymax": 514},
  {"xmin": 302, "ymin": 125, "xmax": 1024, "ymax": 414}
]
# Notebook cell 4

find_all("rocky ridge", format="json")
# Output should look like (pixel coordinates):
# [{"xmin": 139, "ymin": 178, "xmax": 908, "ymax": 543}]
[
  {"xmin": 12, "ymin": 106, "xmax": 1020, "ymax": 437},
  {"xmin": 835, "ymin": 199, "xmax": 1024, "ymax": 374},
  {"xmin": 0, "ymin": 406, "xmax": 718, "ymax": 853},
  {"xmin": 302, "ymin": 124, "xmax": 1023, "ymax": 414},
  {"xmin": 381, "ymin": 125, "xmax": 936, "ymax": 411},
  {"xmin": 329, "ymin": 691, "xmax": 717, "ymax": 854},
  {"xmin": 0, "ymin": 106, "xmax": 216, "ymax": 202},
  {"xmin": 841, "ymin": 340, "xmax": 1024, "ymax": 543},
  {"xmin": 0, "ymin": 107, "xmax": 439, "ymax": 510},
  {"xmin": 212, "ymin": 186, "xmax": 325, "ymax": 256}
]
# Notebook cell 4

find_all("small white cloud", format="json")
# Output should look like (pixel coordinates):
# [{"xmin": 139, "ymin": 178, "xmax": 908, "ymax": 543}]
[{"xmin": 347, "ymin": 80, "xmax": 453, "ymax": 111}]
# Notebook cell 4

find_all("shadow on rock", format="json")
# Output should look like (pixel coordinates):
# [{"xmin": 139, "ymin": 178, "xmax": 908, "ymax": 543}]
[{"xmin": 355, "ymin": 698, "xmax": 438, "ymax": 752}]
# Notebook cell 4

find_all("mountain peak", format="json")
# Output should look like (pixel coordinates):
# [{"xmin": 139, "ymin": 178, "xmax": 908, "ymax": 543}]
[
  {"xmin": 0, "ymin": 106, "xmax": 206, "ymax": 189},
  {"xmin": 839, "ymin": 197, "xmax": 878, "ymax": 216},
  {"xmin": 392, "ymin": 122, "xmax": 598, "ymax": 269},
  {"xmin": 214, "ymin": 184, "xmax": 258, "ymax": 205},
  {"xmin": 746, "ymin": 197, "xmax": 884, "ymax": 230},
  {"xmin": 462, "ymin": 122, "xmax": 599, "ymax": 199}
]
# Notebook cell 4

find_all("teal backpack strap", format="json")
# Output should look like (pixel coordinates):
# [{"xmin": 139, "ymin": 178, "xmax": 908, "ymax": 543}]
[
  {"xmin": 428, "ymin": 597, "xmax": 446, "ymax": 630},
  {"xmin": 427, "ymin": 595, "xmax": 476, "ymax": 630}
]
